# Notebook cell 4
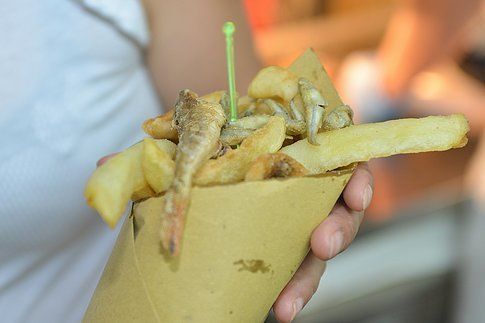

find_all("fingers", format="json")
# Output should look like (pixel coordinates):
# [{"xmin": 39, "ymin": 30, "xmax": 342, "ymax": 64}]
[
  {"xmin": 310, "ymin": 204, "xmax": 364, "ymax": 261},
  {"xmin": 273, "ymin": 252, "xmax": 326, "ymax": 323},
  {"xmin": 343, "ymin": 162, "xmax": 373, "ymax": 212},
  {"xmin": 96, "ymin": 153, "xmax": 118, "ymax": 167},
  {"xmin": 273, "ymin": 163, "xmax": 374, "ymax": 322},
  {"xmin": 310, "ymin": 162, "xmax": 372, "ymax": 260}
]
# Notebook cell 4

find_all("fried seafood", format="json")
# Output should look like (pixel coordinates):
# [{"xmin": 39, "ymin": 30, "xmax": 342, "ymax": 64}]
[
  {"xmin": 161, "ymin": 90, "xmax": 226, "ymax": 255},
  {"xmin": 323, "ymin": 104, "xmax": 353, "ymax": 131},
  {"xmin": 298, "ymin": 77, "xmax": 327, "ymax": 145},
  {"xmin": 143, "ymin": 110, "xmax": 178, "ymax": 142},
  {"xmin": 244, "ymin": 152, "xmax": 309, "ymax": 181},
  {"xmin": 194, "ymin": 116, "xmax": 286, "ymax": 186},
  {"xmin": 263, "ymin": 99, "xmax": 306, "ymax": 136},
  {"xmin": 86, "ymin": 59, "xmax": 470, "ymax": 262},
  {"xmin": 220, "ymin": 115, "xmax": 270, "ymax": 146},
  {"xmin": 143, "ymin": 74, "xmax": 346, "ymax": 148}
]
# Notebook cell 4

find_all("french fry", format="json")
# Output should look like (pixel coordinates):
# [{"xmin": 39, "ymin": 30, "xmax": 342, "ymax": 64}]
[
  {"xmin": 201, "ymin": 90, "xmax": 226, "ymax": 103},
  {"xmin": 85, "ymin": 152, "xmax": 135, "ymax": 228},
  {"xmin": 142, "ymin": 92, "xmax": 249, "ymax": 141},
  {"xmin": 131, "ymin": 185, "xmax": 156, "ymax": 202},
  {"xmin": 142, "ymin": 138, "xmax": 176, "ymax": 193},
  {"xmin": 133, "ymin": 139, "xmax": 176, "ymax": 199},
  {"xmin": 281, "ymin": 114, "xmax": 469, "ymax": 174},
  {"xmin": 245, "ymin": 152, "xmax": 309, "ymax": 181},
  {"xmin": 84, "ymin": 139, "xmax": 176, "ymax": 227},
  {"xmin": 85, "ymin": 142, "xmax": 145, "ymax": 228},
  {"xmin": 237, "ymin": 95, "xmax": 256, "ymax": 115},
  {"xmin": 248, "ymin": 66, "xmax": 298, "ymax": 102},
  {"xmin": 142, "ymin": 110, "xmax": 177, "ymax": 141},
  {"xmin": 194, "ymin": 116, "xmax": 286, "ymax": 186}
]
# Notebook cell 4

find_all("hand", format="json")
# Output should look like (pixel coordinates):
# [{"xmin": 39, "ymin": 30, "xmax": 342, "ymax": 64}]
[{"xmin": 272, "ymin": 163, "xmax": 374, "ymax": 323}]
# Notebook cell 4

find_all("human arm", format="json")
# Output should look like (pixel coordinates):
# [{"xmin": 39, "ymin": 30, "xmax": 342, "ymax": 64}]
[{"xmin": 142, "ymin": 0, "xmax": 261, "ymax": 107}]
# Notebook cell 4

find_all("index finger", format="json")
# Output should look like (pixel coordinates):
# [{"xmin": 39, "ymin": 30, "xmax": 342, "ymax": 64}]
[{"xmin": 342, "ymin": 162, "xmax": 374, "ymax": 212}]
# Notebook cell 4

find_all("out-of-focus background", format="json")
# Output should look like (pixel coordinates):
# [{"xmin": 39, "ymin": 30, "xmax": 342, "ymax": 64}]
[{"xmin": 241, "ymin": 0, "xmax": 485, "ymax": 322}]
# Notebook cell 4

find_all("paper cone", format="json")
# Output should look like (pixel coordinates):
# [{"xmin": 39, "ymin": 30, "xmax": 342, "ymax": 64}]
[{"xmin": 84, "ymin": 49, "xmax": 355, "ymax": 323}]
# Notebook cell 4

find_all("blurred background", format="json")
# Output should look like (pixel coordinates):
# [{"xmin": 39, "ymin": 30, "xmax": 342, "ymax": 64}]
[{"xmin": 242, "ymin": 0, "xmax": 485, "ymax": 322}]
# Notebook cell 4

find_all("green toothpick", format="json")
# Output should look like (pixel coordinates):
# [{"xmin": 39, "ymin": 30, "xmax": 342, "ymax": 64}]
[{"xmin": 223, "ymin": 21, "xmax": 238, "ymax": 122}]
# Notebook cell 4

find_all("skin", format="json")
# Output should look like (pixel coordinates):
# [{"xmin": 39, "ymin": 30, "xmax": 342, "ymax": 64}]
[
  {"xmin": 273, "ymin": 163, "xmax": 373, "ymax": 322},
  {"xmin": 104, "ymin": 1, "xmax": 375, "ymax": 321}
]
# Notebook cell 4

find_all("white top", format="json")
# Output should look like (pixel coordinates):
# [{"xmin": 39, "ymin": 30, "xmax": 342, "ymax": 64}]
[{"xmin": 0, "ymin": 0, "xmax": 162, "ymax": 321}]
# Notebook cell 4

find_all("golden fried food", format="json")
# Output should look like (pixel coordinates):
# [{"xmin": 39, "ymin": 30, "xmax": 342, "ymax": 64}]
[
  {"xmin": 84, "ymin": 139, "xmax": 176, "ymax": 228},
  {"xmin": 248, "ymin": 66, "xmax": 298, "ymax": 102},
  {"xmin": 219, "ymin": 128, "xmax": 254, "ymax": 146},
  {"xmin": 237, "ymin": 95, "xmax": 256, "ymax": 116},
  {"xmin": 142, "ymin": 138, "xmax": 176, "ymax": 194},
  {"xmin": 263, "ymin": 99, "xmax": 306, "ymax": 136},
  {"xmin": 220, "ymin": 115, "xmax": 270, "ymax": 145},
  {"xmin": 194, "ymin": 116, "xmax": 286, "ymax": 186},
  {"xmin": 245, "ymin": 152, "xmax": 309, "ymax": 181},
  {"xmin": 85, "ymin": 152, "xmax": 134, "ymax": 228},
  {"xmin": 143, "ymin": 92, "xmax": 257, "ymax": 143},
  {"xmin": 281, "ymin": 114, "xmax": 469, "ymax": 174},
  {"xmin": 246, "ymin": 71, "xmax": 352, "ymax": 144},
  {"xmin": 142, "ymin": 109, "xmax": 177, "ymax": 142},
  {"xmin": 219, "ymin": 99, "xmax": 307, "ymax": 146},
  {"xmin": 86, "ymin": 48, "xmax": 471, "ymax": 265},
  {"xmin": 161, "ymin": 90, "xmax": 226, "ymax": 255},
  {"xmin": 131, "ymin": 185, "xmax": 156, "ymax": 202},
  {"xmin": 226, "ymin": 114, "xmax": 270, "ymax": 130},
  {"xmin": 201, "ymin": 90, "xmax": 226, "ymax": 103},
  {"xmin": 322, "ymin": 104, "xmax": 353, "ymax": 131},
  {"xmin": 298, "ymin": 77, "xmax": 326, "ymax": 145}
]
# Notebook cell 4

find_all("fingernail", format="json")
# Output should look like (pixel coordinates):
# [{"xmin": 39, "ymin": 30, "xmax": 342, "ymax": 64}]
[
  {"xmin": 362, "ymin": 185, "xmax": 373, "ymax": 210},
  {"xmin": 329, "ymin": 231, "xmax": 344, "ymax": 258},
  {"xmin": 290, "ymin": 298, "xmax": 304, "ymax": 321}
]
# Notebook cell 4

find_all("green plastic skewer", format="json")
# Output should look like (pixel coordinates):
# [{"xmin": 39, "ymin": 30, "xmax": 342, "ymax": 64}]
[{"xmin": 223, "ymin": 21, "xmax": 238, "ymax": 122}]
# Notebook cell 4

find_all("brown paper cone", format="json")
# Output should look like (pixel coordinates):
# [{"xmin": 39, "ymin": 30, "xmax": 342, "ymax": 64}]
[{"xmin": 84, "ymin": 49, "xmax": 354, "ymax": 323}]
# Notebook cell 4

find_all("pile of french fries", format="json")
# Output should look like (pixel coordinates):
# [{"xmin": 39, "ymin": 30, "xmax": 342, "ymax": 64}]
[{"xmin": 84, "ymin": 63, "xmax": 469, "ymax": 234}]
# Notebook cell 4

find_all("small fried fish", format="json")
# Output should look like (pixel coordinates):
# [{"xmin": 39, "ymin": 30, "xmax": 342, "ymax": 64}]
[{"xmin": 161, "ymin": 90, "xmax": 226, "ymax": 256}]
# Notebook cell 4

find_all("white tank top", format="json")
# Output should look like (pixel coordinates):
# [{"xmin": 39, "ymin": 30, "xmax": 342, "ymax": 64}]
[{"xmin": 0, "ymin": 0, "xmax": 162, "ymax": 321}]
